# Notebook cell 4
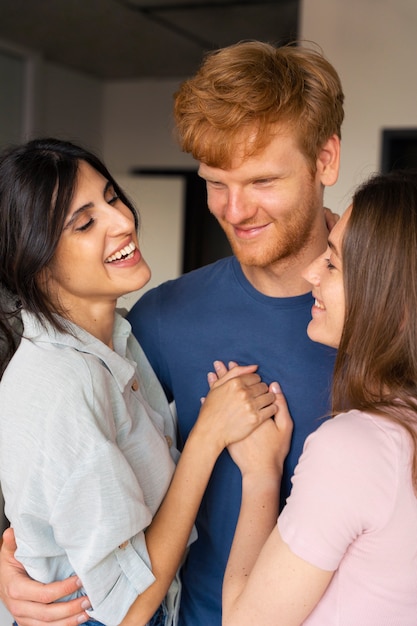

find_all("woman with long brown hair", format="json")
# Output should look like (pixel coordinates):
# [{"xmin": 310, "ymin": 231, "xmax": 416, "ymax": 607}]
[{"xmin": 222, "ymin": 170, "xmax": 417, "ymax": 625}]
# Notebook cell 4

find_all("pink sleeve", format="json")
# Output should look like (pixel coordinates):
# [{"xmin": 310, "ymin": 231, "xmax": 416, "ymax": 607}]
[{"xmin": 278, "ymin": 410, "xmax": 401, "ymax": 571}]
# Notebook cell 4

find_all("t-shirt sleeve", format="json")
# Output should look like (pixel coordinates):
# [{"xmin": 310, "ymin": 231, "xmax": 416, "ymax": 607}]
[{"xmin": 278, "ymin": 411, "xmax": 400, "ymax": 571}]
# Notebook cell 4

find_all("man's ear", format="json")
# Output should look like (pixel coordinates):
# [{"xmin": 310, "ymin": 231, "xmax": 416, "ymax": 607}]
[{"xmin": 316, "ymin": 134, "xmax": 340, "ymax": 187}]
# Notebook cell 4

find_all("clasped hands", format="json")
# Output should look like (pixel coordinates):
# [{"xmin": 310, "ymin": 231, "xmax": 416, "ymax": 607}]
[{"xmin": 200, "ymin": 360, "xmax": 293, "ymax": 475}]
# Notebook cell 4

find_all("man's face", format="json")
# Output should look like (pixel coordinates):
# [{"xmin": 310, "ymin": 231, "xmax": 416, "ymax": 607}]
[{"xmin": 198, "ymin": 130, "xmax": 326, "ymax": 270}]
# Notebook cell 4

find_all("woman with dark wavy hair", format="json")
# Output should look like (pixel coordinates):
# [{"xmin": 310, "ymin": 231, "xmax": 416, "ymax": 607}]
[
  {"xmin": 222, "ymin": 170, "xmax": 417, "ymax": 625},
  {"xmin": 0, "ymin": 137, "xmax": 282, "ymax": 626}
]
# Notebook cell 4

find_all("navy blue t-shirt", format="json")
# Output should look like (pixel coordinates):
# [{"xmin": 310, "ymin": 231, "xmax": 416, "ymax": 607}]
[{"xmin": 127, "ymin": 256, "xmax": 335, "ymax": 626}]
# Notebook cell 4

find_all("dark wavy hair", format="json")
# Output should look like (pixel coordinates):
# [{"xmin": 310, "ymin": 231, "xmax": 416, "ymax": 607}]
[
  {"xmin": 333, "ymin": 170, "xmax": 417, "ymax": 491},
  {"xmin": 0, "ymin": 137, "xmax": 139, "ymax": 372}
]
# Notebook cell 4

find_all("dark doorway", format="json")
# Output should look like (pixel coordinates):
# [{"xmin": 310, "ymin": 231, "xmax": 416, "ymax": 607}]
[
  {"xmin": 181, "ymin": 171, "xmax": 232, "ymax": 273},
  {"xmin": 381, "ymin": 128, "xmax": 417, "ymax": 173},
  {"xmin": 131, "ymin": 168, "xmax": 232, "ymax": 274}
]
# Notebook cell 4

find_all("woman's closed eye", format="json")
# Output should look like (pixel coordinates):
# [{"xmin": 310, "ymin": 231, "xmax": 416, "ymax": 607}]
[
  {"xmin": 76, "ymin": 217, "xmax": 95, "ymax": 232},
  {"xmin": 105, "ymin": 184, "xmax": 119, "ymax": 205}
]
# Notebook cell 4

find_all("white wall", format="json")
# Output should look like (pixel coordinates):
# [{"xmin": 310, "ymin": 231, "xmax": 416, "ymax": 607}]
[
  {"xmin": 0, "ymin": 50, "xmax": 26, "ymax": 146},
  {"xmin": 300, "ymin": 0, "xmax": 417, "ymax": 213},
  {"xmin": 116, "ymin": 174, "xmax": 184, "ymax": 310},
  {"xmin": 102, "ymin": 79, "xmax": 195, "ymax": 303},
  {"xmin": 36, "ymin": 61, "xmax": 104, "ymax": 151},
  {"xmin": 102, "ymin": 79, "xmax": 194, "ymax": 173}
]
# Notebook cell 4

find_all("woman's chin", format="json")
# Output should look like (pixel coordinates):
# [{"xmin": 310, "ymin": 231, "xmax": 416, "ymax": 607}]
[{"xmin": 307, "ymin": 321, "xmax": 334, "ymax": 348}]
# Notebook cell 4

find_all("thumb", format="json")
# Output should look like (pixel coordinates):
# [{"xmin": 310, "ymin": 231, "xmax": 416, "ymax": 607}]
[
  {"xmin": 270, "ymin": 382, "xmax": 293, "ymax": 435},
  {"xmin": 2, "ymin": 527, "xmax": 17, "ymax": 553}
]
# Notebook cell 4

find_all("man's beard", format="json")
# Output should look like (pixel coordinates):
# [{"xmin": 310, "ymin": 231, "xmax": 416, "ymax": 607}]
[{"xmin": 223, "ymin": 193, "xmax": 320, "ymax": 269}]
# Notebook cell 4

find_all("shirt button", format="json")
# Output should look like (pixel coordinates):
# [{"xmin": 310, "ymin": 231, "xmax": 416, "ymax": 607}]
[
  {"xmin": 165, "ymin": 435, "xmax": 173, "ymax": 448},
  {"xmin": 131, "ymin": 380, "xmax": 139, "ymax": 391}
]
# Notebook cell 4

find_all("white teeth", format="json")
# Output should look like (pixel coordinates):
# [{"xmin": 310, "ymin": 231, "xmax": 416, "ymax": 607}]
[
  {"xmin": 105, "ymin": 241, "xmax": 136, "ymax": 263},
  {"xmin": 315, "ymin": 298, "xmax": 325, "ymax": 310}
]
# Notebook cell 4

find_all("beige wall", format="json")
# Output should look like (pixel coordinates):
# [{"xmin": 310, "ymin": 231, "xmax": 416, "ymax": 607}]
[
  {"xmin": 102, "ymin": 79, "xmax": 194, "ymax": 173},
  {"xmin": 300, "ymin": 0, "xmax": 417, "ymax": 212},
  {"xmin": 115, "ymin": 174, "xmax": 184, "ymax": 310},
  {"xmin": 38, "ymin": 61, "xmax": 104, "ymax": 151}
]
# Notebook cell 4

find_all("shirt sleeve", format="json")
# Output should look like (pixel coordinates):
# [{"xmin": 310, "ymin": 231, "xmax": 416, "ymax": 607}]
[
  {"xmin": 278, "ymin": 411, "xmax": 401, "ymax": 571},
  {"xmin": 50, "ymin": 441, "xmax": 156, "ymax": 625}
]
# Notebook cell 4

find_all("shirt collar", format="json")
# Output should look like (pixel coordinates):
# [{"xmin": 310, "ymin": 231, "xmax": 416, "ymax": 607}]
[{"xmin": 21, "ymin": 310, "xmax": 136, "ymax": 391}]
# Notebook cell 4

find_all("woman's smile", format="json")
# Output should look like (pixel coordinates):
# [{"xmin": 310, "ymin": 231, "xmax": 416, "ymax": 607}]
[
  {"xmin": 302, "ymin": 208, "xmax": 351, "ymax": 350},
  {"xmin": 105, "ymin": 241, "xmax": 137, "ymax": 263}
]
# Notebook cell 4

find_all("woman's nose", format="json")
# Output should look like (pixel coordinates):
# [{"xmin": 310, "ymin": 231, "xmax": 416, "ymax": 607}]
[
  {"xmin": 106, "ymin": 203, "xmax": 135, "ymax": 234},
  {"xmin": 302, "ymin": 255, "xmax": 322, "ymax": 286}
]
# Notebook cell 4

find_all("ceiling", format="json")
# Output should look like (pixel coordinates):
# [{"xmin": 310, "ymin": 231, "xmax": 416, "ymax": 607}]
[{"xmin": 0, "ymin": 0, "xmax": 299, "ymax": 80}]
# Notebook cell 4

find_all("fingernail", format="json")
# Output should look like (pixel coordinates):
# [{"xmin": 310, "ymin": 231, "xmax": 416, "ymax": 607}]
[
  {"xmin": 270, "ymin": 382, "xmax": 282, "ymax": 393},
  {"xmin": 78, "ymin": 616, "xmax": 89, "ymax": 624},
  {"xmin": 75, "ymin": 577, "xmax": 83, "ymax": 588},
  {"xmin": 81, "ymin": 598, "xmax": 92, "ymax": 610}
]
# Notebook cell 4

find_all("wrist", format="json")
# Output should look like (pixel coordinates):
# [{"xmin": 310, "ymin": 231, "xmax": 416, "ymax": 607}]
[
  {"xmin": 241, "ymin": 470, "xmax": 282, "ymax": 494},
  {"xmin": 187, "ymin": 419, "xmax": 225, "ymax": 458}
]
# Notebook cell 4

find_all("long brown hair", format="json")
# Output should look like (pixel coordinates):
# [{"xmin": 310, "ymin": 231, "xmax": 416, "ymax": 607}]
[{"xmin": 333, "ymin": 170, "xmax": 417, "ymax": 490}]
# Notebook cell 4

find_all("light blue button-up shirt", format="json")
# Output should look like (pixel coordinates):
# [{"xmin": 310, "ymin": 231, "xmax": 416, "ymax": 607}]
[{"xmin": 0, "ymin": 310, "xmax": 182, "ymax": 625}]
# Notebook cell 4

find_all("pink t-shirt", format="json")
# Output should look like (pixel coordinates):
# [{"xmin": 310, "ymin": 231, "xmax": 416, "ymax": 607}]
[{"xmin": 278, "ymin": 409, "xmax": 417, "ymax": 625}]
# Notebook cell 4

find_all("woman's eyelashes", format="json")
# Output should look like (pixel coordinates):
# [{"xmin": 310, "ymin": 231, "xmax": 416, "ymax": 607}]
[
  {"xmin": 72, "ymin": 185, "xmax": 119, "ymax": 232},
  {"xmin": 108, "ymin": 192, "xmax": 119, "ymax": 205},
  {"xmin": 76, "ymin": 216, "xmax": 95, "ymax": 232},
  {"xmin": 105, "ymin": 184, "xmax": 119, "ymax": 205}
]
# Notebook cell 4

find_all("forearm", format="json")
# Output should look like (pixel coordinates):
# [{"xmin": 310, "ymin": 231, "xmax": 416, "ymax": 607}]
[
  {"xmin": 123, "ymin": 364, "xmax": 279, "ymax": 625},
  {"xmin": 121, "ymin": 428, "xmax": 222, "ymax": 625},
  {"xmin": 222, "ymin": 472, "xmax": 281, "ymax": 619}
]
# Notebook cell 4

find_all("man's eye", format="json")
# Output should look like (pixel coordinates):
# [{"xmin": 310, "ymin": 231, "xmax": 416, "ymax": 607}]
[
  {"xmin": 207, "ymin": 181, "xmax": 224, "ymax": 188},
  {"xmin": 254, "ymin": 178, "xmax": 275, "ymax": 185},
  {"xmin": 76, "ymin": 218, "xmax": 94, "ymax": 232},
  {"xmin": 325, "ymin": 258, "xmax": 335, "ymax": 270}
]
